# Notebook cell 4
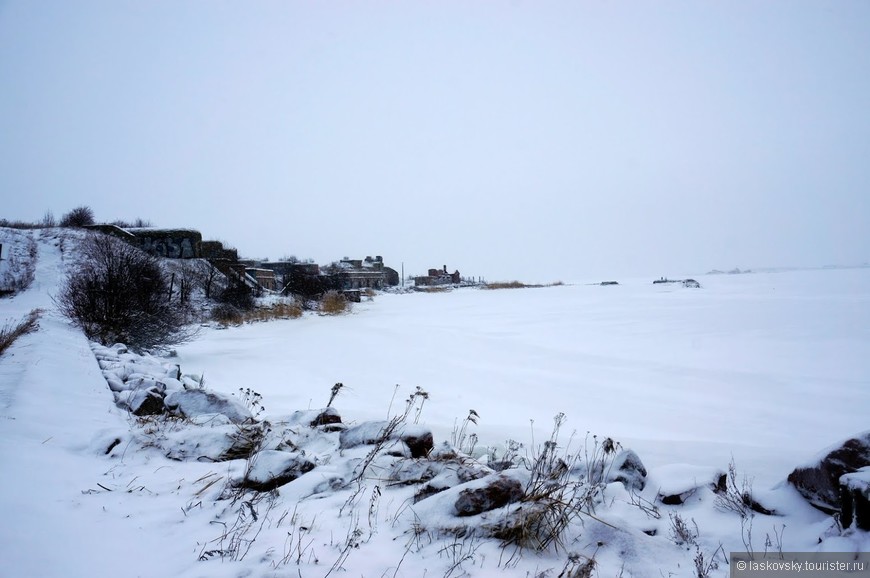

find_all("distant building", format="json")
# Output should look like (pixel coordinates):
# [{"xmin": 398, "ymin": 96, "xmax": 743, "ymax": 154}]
[
  {"xmin": 414, "ymin": 265, "xmax": 460, "ymax": 286},
  {"xmin": 332, "ymin": 256, "xmax": 399, "ymax": 289},
  {"xmin": 246, "ymin": 268, "xmax": 278, "ymax": 291}
]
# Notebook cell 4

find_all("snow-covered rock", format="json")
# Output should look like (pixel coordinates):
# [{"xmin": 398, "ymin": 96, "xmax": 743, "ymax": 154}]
[
  {"xmin": 125, "ymin": 387, "xmax": 165, "ymax": 416},
  {"xmin": 651, "ymin": 463, "xmax": 725, "ymax": 505},
  {"xmin": 788, "ymin": 431, "xmax": 870, "ymax": 513},
  {"xmin": 339, "ymin": 421, "xmax": 434, "ymax": 457},
  {"xmin": 160, "ymin": 421, "xmax": 263, "ymax": 462},
  {"xmin": 339, "ymin": 420, "xmax": 390, "ymax": 448},
  {"xmin": 400, "ymin": 424, "xmax": 434, "ymax": 458},
  {"xmin": 607, "ymin": 449, "xmax": 647, "ymax": 491},
  {"xmin": 164, "ymin": 389, "xmax": 252, "ymax": 424},
  {"xmin": 454, "ymin": 474, "xmax": 524, "ymax": 516},
  {"xmin": 242, "ymin": 450, "xmax": 316, "ymax": 491}
]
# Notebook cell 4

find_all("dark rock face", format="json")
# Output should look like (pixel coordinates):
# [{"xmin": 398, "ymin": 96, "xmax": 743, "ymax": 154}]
[
  {"xmin": 787, "ymin": 433, "xmax": 870, "ymax": 513},
  {"xmin": 455, "ymin": 476, "xmax": 524, "ymax": 516},
  {"xmin": 401, "ymin": 429, "xmax": 434, "ymax": 458},
  {"xmin": 608, "ymin": 449, "xmax": 647, "ymax": 491},
  {"xmin": 839, "ymin": 469, "xmax": 870, "ymax": 530},
  {"xmin": 311, "ymin": 407, "xmax": 342, "ymax": 427},
  {"xmin": 659, "ymin": 489, "xmax": 696, "ymax": 505},
  {"xmin": 130, "ymin": 388, "xmax": 165, "ymax": 416}
]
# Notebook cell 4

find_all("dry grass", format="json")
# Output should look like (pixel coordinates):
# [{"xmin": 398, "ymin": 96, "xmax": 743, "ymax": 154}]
[
  {"xmin": 212, "ymin": 302, "xmax": 304, "ymax": 326},
  {"xmin": 250, "ymin": 302, "xmax": 304, "ymax": 322},
  {"xmin": 320, "ymin": 290, "xmax": 349, "ymax": 315},
  {"xmin": 414, "ymin": 286, "xmax": 452, "ymax": 293},
  {"xmin": 482, "ymin": 281, "xmax": 564, "ymax": 290},
  {"xmin": 0, "ymin": 309, "xmax": 42, "ymax": 356}
]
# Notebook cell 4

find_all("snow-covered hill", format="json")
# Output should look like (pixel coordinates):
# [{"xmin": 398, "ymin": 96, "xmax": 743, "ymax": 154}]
[{"xmin": 1, "ymin": 229, "xmax": 868, "ymax": 577}]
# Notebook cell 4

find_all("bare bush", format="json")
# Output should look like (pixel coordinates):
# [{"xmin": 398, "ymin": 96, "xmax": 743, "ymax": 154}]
[
  {"xmin": 668, "ymin": 512, "xmax": 699, "ymax": 548},
  {"xmin": 55, "ymin": 233, "xmax": 195, "ymax": 351},
  {"xmin": 217, "ymin": 278, "xmax": 256, "ymax": 311},
  {"xmin": 715, "ymin": 458, "xmax": 772, "ymax": 518},
  {"xmin": 59, "ymin": 205, "xmax": 95, "ymax": 228}
]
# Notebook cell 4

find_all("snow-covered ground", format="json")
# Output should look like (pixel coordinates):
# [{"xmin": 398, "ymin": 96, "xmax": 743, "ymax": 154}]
[{"xmin": 1, "ymin": 229, "xmax": 868, "ymax": 577}]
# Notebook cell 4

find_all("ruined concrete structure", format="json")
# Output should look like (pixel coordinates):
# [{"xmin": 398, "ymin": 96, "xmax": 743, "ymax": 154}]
[
  {"xmin": 85, "ymin": 225, "xmax": 202, "ymax": 259},
  {"xmin": 245, "ymin": 268, "xmax": 278, "ymax": 291},
  {"xmin": 335, "ymin": 256, "xmax": 399, "ymax": 289},
  {"xmin": 415, "ymin": 264, "xmax": 460, "ymax": 286},
  {"xmin": 127, "ymin": 228, "xmax": 201, "ymax": 259}
]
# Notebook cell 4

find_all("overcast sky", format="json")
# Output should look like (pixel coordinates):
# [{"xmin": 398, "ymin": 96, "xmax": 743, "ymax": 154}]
[{"xmin": 1, "ymin": 1, "xmax": 868, "ymax": 281}]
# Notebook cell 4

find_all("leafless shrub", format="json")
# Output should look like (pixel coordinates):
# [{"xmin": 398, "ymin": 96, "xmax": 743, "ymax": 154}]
[
  {"xmin": 342, "ymin": 386, "xmax": 430, "ymax": 514},
  {"xmin": 59, "ymin": 205, "xmax": 95, "ymax": 227},
  {"xmin": 211, "ymin": 303, "xmax": 245, "ymax": 326},
  {"xmin": 271, "ymin": 505, "xmax": 318, "ymax": 568},
  {"xmin": 55, "ymin": 233, "xmax": 196, "ymax": 351},
  {"xmin": 668, "ymin": 512, "xmax": 699, "ymax": 548},
  {"xmin": 199, "ymin": 489, "xmax": 278, "ymax": 563},
  {"xmin": 497, "ymin": 415, "xmax": 618, "ymax": 562},
  {"xmin": 41, "ymin": 210, "xmax": 57, "ymax": 228},
  {"xmin": 714, "ymin": 458, "xmax": 754, "ymax": 518},
  {"xmin": 694, "ymin": 543, "xmax": 725, "ymax": 578},
  {"xmin": 325, "ymin": 512, "xmax": 363, "ymax": 577},
  {"xmin": 451, "ymin": 409, "xmax": 480, "ymax": 455},
  {"xmin": 439, "ymin": 533, "xmax": 482, "ymax": 578},
  {"xmin": 558, "ymin": 552, "xmax": 597, "ymax": 578}
]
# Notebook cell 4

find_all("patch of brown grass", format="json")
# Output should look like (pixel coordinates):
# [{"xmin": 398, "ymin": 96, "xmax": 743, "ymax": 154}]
[
  {"xmin": 320, "ymin": 290, "xmax": 349, "ymax": 315},
  {"xmin": 211, "ymin": 302, "xmax": 304, "ymax": 326},
  {"xmin": 414, "ymin": 286, "xmax": 452, "ymax": 293},
  {"xmin": 0, "ymin": 309, "xmax": 41, "ymax": 356},
  {"xmin": 252, "ymin": 302, "xmax": 303, "ymax": 321},
  {"xmin": 483, "ymin": 280, "xmax": 565, "ymax": 290}
]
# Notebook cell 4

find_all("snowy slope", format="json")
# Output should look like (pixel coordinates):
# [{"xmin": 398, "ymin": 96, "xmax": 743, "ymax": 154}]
[{"xmin": 0, "ymin": 229, "xmax": 868, "ymax": 578}]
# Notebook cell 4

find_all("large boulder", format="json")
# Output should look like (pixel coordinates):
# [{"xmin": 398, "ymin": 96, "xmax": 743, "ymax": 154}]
[
  {"xmin": 787, "ymin": 432, "xmax": 870, "ymax": 514},
  {"xmin": 164, "ymin": 390, "xmax": 252, "ymax": 424},
  {"xmin": 454, "ymin": 475, "xmax": 524, "ymax": 516},
  {"xmin": 242, "ymin": 450, "xmax": 316, "ymax": 492}
]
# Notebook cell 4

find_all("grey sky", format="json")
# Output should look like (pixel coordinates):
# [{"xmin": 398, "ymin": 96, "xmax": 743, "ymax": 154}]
[{"xmin": 2, "ymin": 1, "xmax": 868, "ymax": 281}]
